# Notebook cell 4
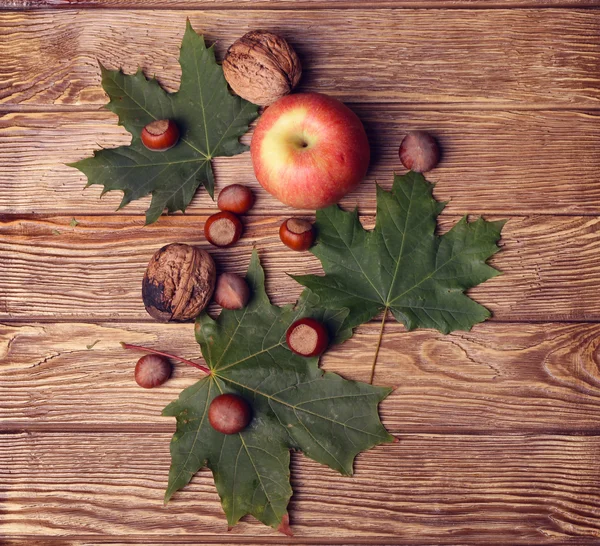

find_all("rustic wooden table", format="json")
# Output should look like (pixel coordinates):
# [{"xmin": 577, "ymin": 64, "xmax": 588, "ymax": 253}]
[{"xmin": 2, "ymin": 1, "xmax": 600, "ymax": 544}]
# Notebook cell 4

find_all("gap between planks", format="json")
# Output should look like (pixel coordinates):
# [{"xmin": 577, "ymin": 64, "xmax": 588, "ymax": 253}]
[
  {"xmin": 4, "ymin": 103, "xmax": 600, "ymax": 114},
  {"xmin": 2, "ymin": 211, "xmax": 600, "ymax": 218},
  {"xmin": 2, "ymin": 317, "xmax": 600, "ymax": 324},
  {"xmin": 4, "ymin": 424, "xmax": 600, "ymax": 435}
]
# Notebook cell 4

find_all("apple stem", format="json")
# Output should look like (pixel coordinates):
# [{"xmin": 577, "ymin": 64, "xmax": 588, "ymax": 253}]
[{"xmin": 120, "ymin": 342, "xmax": 211, "ymax": 375}]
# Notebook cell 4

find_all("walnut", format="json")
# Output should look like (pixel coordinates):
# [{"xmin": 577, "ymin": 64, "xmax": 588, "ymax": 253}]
[
  {"xmin": 223, "ymin": 30, "xmax": 302, "ymax": 106},
  {"xmin": 142, "ymin": 243, "xmax": 216, "ymax": 322}
]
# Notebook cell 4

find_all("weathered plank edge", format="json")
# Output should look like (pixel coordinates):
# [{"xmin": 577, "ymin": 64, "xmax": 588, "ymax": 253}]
[
  {"xmin": 1, "ymin": 536, "xmax": 600, "ymax": 545},
  {"xmin": 5, "ymin": 0, "xmax": 600, "ymax": 9}
]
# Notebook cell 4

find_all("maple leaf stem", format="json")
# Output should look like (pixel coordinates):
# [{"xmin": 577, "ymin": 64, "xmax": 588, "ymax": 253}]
[
  {"xmin": 120, "ymin": 342, "xmax": 211, "ymax": 375},
  {"xmin": 369, "ymin": 309, "xmax": 388, "ymax": 384}
]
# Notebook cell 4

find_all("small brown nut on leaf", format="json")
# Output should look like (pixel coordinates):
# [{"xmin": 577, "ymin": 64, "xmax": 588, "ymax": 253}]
[
  {"xmin": 214, "ymin": 272, "xmax": 250, "ymax": 310},
  {"xmin": 223, "ymin": 30, "xmax": 302, "ymax": 106},
  {"xmin": 142, "ymin": 243, "xmax": 216, "ymax": 322}
]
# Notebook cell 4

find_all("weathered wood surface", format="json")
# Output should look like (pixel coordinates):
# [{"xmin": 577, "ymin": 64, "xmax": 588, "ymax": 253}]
[
  {"xmin": 3, "ymin": 321, "xmax": 600, "ymax": 433},
  {"xmin": 5, "ymin": 535, "xmax": 528, "ymax": 546},
  {"xmin": 1, "ymin": 214, "xmax": 599, "ymax": 322},
  {"xmin": 3, "ymin": 109, "xmax": 600, "ymax": 216},
  {"xmin": 0, "ymin": 537, "xmax": 589, "ymax": 546},
  {"xmin": 3, "ymin": 0, "xmax": 600, "ymax": 543},
  {"xmin": 9, "ymin": 0, "xmax": 600, "ymax": 9},
  {"xmin": 2, "ymin": 432, "xmax": 600, "ymax": 540},
  {"xmin": 2, "ymin": 9, "xmax": 600, "ymax": 108}
]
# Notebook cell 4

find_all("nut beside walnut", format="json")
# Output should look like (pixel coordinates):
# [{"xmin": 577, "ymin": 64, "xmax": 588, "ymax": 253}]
[
  {"xmin": 223, "ymin": 30, "xmax": 301, "ymax": 106},
  {"xmin": 142, "ymin": 243, "xmax": 216, "ymax": 322}
]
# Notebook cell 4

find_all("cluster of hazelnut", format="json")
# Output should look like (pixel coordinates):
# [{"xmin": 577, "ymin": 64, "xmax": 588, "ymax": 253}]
[
  {"xmin": 130, "ymin": 172, "xmax": 322, "ymax": 436},
  {"xmin": 133, "ymin": 312, "xmax": 328, "ymax": 435},
  {"xmin": 131, "ymin": 208, "xmax": 326, "ymax": 434},
  {"xmin": 132, "ymin": 237, "xmax": 328, "ymax": 435}
]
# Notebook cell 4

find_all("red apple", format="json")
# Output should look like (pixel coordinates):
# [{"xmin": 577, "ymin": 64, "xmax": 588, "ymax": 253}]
[{"xmin": 251, "ymin": 93, "xmax": 370, "ymax": 209}]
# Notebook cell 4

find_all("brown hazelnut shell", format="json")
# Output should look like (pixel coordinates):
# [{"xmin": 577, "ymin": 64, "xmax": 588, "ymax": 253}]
[
  {"xmin": 399, "ymin": 131, "xmax": 441, "ymax": 173},
  {"xmin": 286, "ymin": 317, "xmax": 329, "ymax": 357},
  {"xmin": 217, "ymin": 184, "xmax": 255, "ymax": 215},
  {"xmin": 204, "ymin": 211, "xmax": 243, "ymax": 248},
  {"xmin": 142, "ymin": 243, "xmax": 216, "ymax": 322},
  {"xmin": 214, "ymin": 272, "xmax": 250, "ymax": 310},
  {"xmin": 279, "ymin": 218, "xmax": 315, "ymax": 251},
  {"xmin": 134, "ymin": 354, "xmax": 172, "ymax": 389},
  {"xmin": 208, "ymin": 393, "xmax": 252, "ymax": 435}
]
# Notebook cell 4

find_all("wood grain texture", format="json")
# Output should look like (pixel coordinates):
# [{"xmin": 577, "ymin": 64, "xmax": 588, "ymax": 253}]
[
  {"xmin": 3, "ymin": 541, "xmax": 600, "ymax": 546},
  {"xmin": 3, "ymin": 321, "xmax": 600, "ymax": 433},
  {"xmin": 3, "ymin": 1, "xmax": 600, "ymax": 543},
  {"xmin": 1, "ymin": 214, "xmax": 599, "ymax": 322},
  {"xmin": 2, "ymin": 432, "xmax": 600, "ymax": 539},
  {"xmin": 2, "ymin": 9, "xmax": 600, "ymax": 108},
  {"xmin": 8, "ymin": 0, "xmax": 600, "ymax": 9},
  {"xmin": 3, "ymin": 108, "xmax": 600, "ymax": 216},
  {"xmin": 7, "ymin": 535, "xmax": 566, "ymax": 544}
]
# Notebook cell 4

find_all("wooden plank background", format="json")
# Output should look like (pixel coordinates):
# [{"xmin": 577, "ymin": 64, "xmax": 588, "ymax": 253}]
[{"xmin": 2, "ymin": 2, "xmax": 600, "ymax": 545}]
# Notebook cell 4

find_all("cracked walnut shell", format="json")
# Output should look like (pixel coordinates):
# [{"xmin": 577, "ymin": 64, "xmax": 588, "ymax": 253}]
[
  {"xmin": 142, "ymin": 243, "xmax": 216, "ymax": 322},
  {"xmin": 223, "ymin": 30, "xmax": 302, "ymax": 106}
]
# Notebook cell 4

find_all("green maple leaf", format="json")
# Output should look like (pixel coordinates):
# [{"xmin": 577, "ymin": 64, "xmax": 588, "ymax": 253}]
[
  {"xmin": 294, "ymin": 172, "xmax": 504, "ymax": 380},
  {"xmin": 163, "ymin": 251, "xmax": 393, "ymax": 534},
  {"xmin": 69, "ymin": 21, "xmax": 258, "ymax": 224}
]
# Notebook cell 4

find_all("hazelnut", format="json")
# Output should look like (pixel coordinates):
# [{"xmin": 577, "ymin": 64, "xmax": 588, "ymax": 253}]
[
  {"xmin": 279, "ymin": 218, "xmax": 315, "ymax": 251},
  {"xmin": 223, "ymin": 30, "xmax": 302, "ymax": 106},
  {"xmin": 142, "ymin": 243, "xmax": 216, "ymax": 322},
  {"xmin": 141, "ymin": 119, "xmax": 179, "ymax": 152},
  {"xmin": 134, "ymin": 354, "xmax": 172, "ymax": 389},
  {"xmin": 286, "ymin": 318, "xmax": 329, "ymax": 357},
  {"xmin": 217, "ymin": 184, "xmax": 255, "ymax": 215},
  {"xmin": 209, "ymin": 393, "xmax": 252, "ymax": 435},
  {"xmin": 399, "ymin": 131, "xmax": 440, "ymax": 173},
  {"xmin": 204, "ymin": 211, "xmax": 243, "ymax": 247},
  {"xmin": 214, "ymin": 272, "xmax": 250, "ymax": 310}
]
